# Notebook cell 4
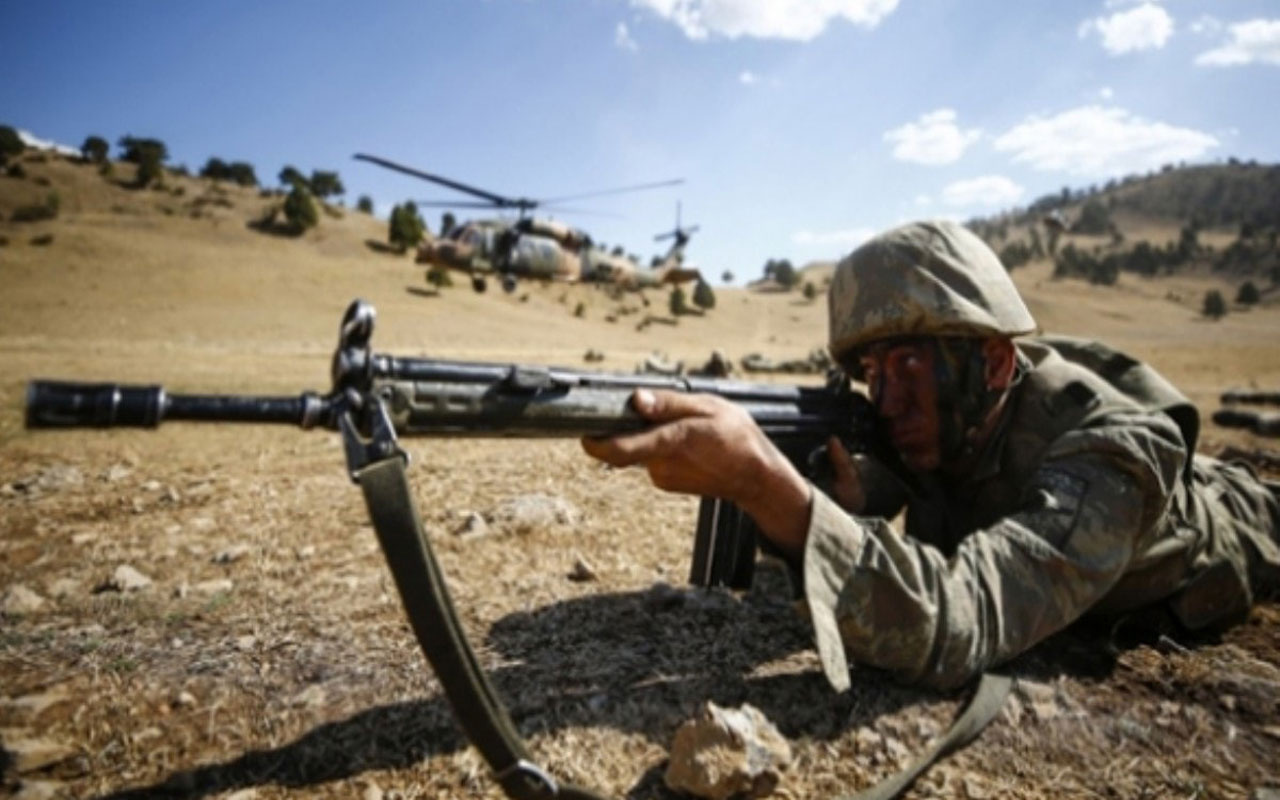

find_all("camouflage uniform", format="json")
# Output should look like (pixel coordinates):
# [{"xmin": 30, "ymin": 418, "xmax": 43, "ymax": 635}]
[{"xmin": 805, "ymin": 221, "xmax": 1280, "ymax": 691}]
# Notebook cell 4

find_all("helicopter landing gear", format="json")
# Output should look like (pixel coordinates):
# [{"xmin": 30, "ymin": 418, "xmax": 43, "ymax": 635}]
[
  {"xmin": 501, "ymin": 275, "xmax": 519, "ymax": 294},
  {"xmin": 471, "ymin": 276, "xmax": 488, "ymax": 293}
]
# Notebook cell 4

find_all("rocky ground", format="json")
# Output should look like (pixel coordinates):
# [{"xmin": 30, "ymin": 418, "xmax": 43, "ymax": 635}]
[{"xmin": 2, "ymin": 152, "xmax": 1279, "ymax": 798}]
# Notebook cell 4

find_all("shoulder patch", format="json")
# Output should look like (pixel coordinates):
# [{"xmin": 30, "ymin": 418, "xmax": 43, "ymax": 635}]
[{"xmin": 1019, "ymin": 466, "xmax": 1090, "ymax": 549}]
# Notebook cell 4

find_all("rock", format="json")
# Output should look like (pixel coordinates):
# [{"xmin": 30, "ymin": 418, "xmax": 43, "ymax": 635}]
[
  {"xmin": 645, "ymin": 581, "xmax": 687, "ymax": 612},
  {"xmin": 291, "ymin": 684, "xmax": 327, "ymax": 709},
  {"xmin": 489, "ymin": 494, "xmax": 580, "ymax": 535},
  {"xmin": 225, "ymin": 789, "xmax": 259, "ymax": 800},
  {"xmin": 173, "ymin": 691, "xmax": 197, "ymax": 708},
  {"xmin": 190, "ymin": 578, "xmax": 234, "ymax": 597},
  {"xmin": 1015, "ymin": 679, "xmax": 1062, "ymax": 721},
  {"xmin": 189, "ymin": 517, "xmax": 217, "ymax": 534},
  {"xmin": 101, "ymin": 564, "xmax": 152, "ymax": 593},
  {"xmin": 235, "ymin": 635, "xmax": 257, "ymax": 651},
  {"xmin": 296, "ymin": 545, "xmax": 316, "ymax": 560},
  {"xmin": 45, "ymin": 578, "xmax": 79, "ymax": 600},
  {"xmin": 452, "ymin": 511, "xmax": 489, "ymax": 539},
  {"xmin": 104, "ymin": 464, "xmax": 133, "ymax": 482},
  {"xmin": 34, "ymin": 465, "xmax": 83, "ymax": 492},
  {"xmin": 362, "ymin": 782, "xmax": 385, "ymax": 800},
  {"xmin": 13, "ymin": 780, "xmax": 65, "ymax": 800},
  {"xmin": 664, "ymin": 701, "xmax": 792, "ymax": 800},
  {"xmin": 70, "ymin": 531, "xmax": 98, "ymax": 546},
  {"xmin": 1252, "ymin": 788, "xmax": 1280, "ymax": 800},
  {"xmin": 212, "ymin": 544, "xmax": 251, "ymax": 564},
  {"xmin": 1, "ymin": 734, "xmax": 77, "ymax": 773},
  {"xmin": 0, "ymin": 686, "xmax": 70, "ymax": 724},
  {"xmin": 568, "ymin": 555, "xmax": 597, "ymax": 582},
  {"xmin": 1, "ymin": 585, "xmax": 47, "ymax": 615}
]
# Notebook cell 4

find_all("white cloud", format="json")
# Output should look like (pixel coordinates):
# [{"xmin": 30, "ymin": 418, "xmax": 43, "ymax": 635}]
[
  {"xmin": 940, "ymin": 176, "xmax": 1024, "ymax": 208},
  {"xmin": 993, "ymin": 105, "xmax": 1218, "ymax": 175},
  {"xmin": 792, "ymin": 227, "xmax": 877, "ymax": 248},
  {"xmin": 17, "ymin": 129, "xmax": 79, "ymax": 157},
  {"xmin": 1097, "ymin": 86, "xmax": 1114, "ymax": 100},
  {"xmin": 914, "ymin": 194, "xmax": 932, "ymax": 207},
  {"xmin": 883, "ymin": 109, "xmax": 981, "ymax": 166},
  {"xmin": 1189, "ymin": 15, "xmax": 1222, "ymax": 36},
  {"xmin": 1195, "ymin": 19, "xmax": 1280, "ymax": 67},
  {"xmin": 1078, "ymin": 2, "xmax": 1174, "ymax": 54},
  {"xmin": 630, "ymin": 0, "xmax": 899, "ymax": 41},
  {"xmin": 739, "ymin": 70, "xmax": 758, "ymax": 85},
  {"xmin": 615, "ymin": 22, "xmax": 639, "ymax": 51}
]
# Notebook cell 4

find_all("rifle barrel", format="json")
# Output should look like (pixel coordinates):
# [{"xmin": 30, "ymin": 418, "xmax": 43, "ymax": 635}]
[{"xmin": 25, "ymin": 381, "xmax": 329, "ymax": 429}]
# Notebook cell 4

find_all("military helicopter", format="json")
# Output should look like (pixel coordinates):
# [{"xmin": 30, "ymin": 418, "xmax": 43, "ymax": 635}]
[
  {"xmin": 354, "ymin": 154, "xmax": 684, "ymax": 293},
  {"xmin": 588, "ymin": 201, "xmax": 703, "ymax": 291}
]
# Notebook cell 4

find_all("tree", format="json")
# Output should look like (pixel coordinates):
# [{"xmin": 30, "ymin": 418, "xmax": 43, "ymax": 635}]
[
  {"xmin": 80, "ymin": 135, "xmax": 109, "ymax": 164},
  {"xmin": 356, "ymin": 195, "xmax": 374, "ymax": 214},
  {"xmin": 282, "ymin": 184, "xmax": 318, "ymax": 234},
  {"xmin": 388, "ymin": 201, "xmax": 426, "ymax": 252},
  {"xmin": 1074, "ymin": 198, "xmax": 1110, "ymax": 234},
  {"xmin": 200, "ymin": 157, "xmax": 230, "ymax": 180},
  {"xmin": 309, "ymin": 170, "xmax": 344, "ymax": 199},
  {"xmin": 0, "ymin": 126, "xmax": 24, "ymax": 163},
  {"xmin": 692, "ymin": 280, "xmax": 716, "ymax": 311},
  {"xmin": 228, "ymin": 161, "xmax": 258, "ymax": 187},
  {"xmin": 1202, "ymin": 289, "xmax": 1226, "ymax": 320},
  {"xmin": 1237, "ymin": 281, "xmax": 1260, "ymax": 305},
  {"xmin": 763, "ymin": 258, "xmax": 798, "ymax": 289},
  {"xmin": 668, "ymin": 286, "xmax": 689, "ymax": 316},
  {"xmin": 721, "ymin": 270, "xmax": 734, "ymax": 284},
  {"xmin": 278, "ymin": 165, "xmax": 307, "ymax": 190},
  {"xmin": 117, "ymin": 136, "xmax": 168, "ymax": 165}
]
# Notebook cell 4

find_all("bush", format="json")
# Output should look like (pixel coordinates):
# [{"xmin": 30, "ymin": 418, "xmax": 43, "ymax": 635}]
[
  {"xmin": 81, "ymin": 135, "xmax": 109, "ymax": 164},
  {"xmin": 1202, "ymin": 289, "xmax": 1227, "ymax": 319},
  {"xmin": 1237, "ymin": 281, "xmax": 1261, "ymax": 305},
  {"xmin": 0, "ymin": 125, "xmax": 24, "ymax": 163},
  {"xmin": 801, "ymin": 282, "xmax": 817, "ymax": 301},
  {"xmin": 574, "ymin": 302, "xmax": 586, "ymax": 318},
  {"xmin": 388, "ymin": 202, "xmax": 426, "ymax": 251},
  {"xmin": 279, "ymin": 165, "xmax": 306, "ymax": 190},
  {"xmin": 763, "ymin": 258, "xmax": 798, "ymax": 288},
  {"xmin": 721, "ymin": 270, "xmax": 734, "ymax": 284},
  {"xmin": 282, "ymin": 184, "xmax": 318, "ymax": 234},
  {"xmin": 117, "ymin": 136, "xmax": 168, "ymax": 165},
  {"xmin": 10, "ymin": 193, "xmax": 59, "ymax": 223},
  {"xmin": 692, "ymin": 280, "xmax": 716, "ymax": 310},
  {"xmin": 356, "ymin": 195, "xmax": 374, "ymax": 214},
  {"xmin": 426, "ymin": 267, "xmax": 453, "ymax": 288},
  {"xmin": 309, "ymin": 170, "xmax": 344, "ymax": 199},
  {"xmin": 669, "ymin": 286, "xmax": 689, "ymax": 316}
]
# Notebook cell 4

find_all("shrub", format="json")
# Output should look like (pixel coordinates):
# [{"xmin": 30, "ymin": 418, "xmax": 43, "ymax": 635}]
[
  {"xmin": 10, "ymin": 193, "xmax": 59, "ymax": 223},
  {"xmin": 81, "ymin": 135, "xmax": 109, "ymax": 164},
  {"xmin": 388, "ymin": 202, "xmax": 426, "ymax": 251},
  {"xmin": 668, "ymin": 286, "xmax": 689, "ymax": 316},
  {"xmin": 228, "ymin": 161, "xmax": 257, "ymax": 187},
  {"xmin": 309, "ymin": 170, "xmax": 344, "ymax": 199},
  {"xmin": 721, "ymin": 270, "xmax": 734, "ymax": 284},
  {"xmin": 282, "ymin": 184, "xmax": 318, "ymax": 234},
  {"xmin": 117, "ymin": 136, "xmax": 168, "ymax": 165},
  {"xmin": 763, "ymin": 258, "xmax": 798, "ymax": 288},
  {"xmin": 574, "ymin": 302, "xmax": 586, "ymax": 318},
  {"xmin": 356, "ymin": 195, "xmax": 374, "ymax": 214},
  {"xmin": 1202, "ymin": 290, "xmax": 1226, "ymax": 319},
  {"xmin": 801, "ymin": 282, "xmax": 817, "ymax": 301},
  {"xmin": 7, "ymin": 163, "xmax": 26, "ymax": 179},
  {"xmin": 0, "ymin": 125, "xmax": 24, "ymax": 163},
  {"xmin": 279, "ymin": 165, "xmax": 306, "ymax": 190},
  {"xmin": 693, "ymin": 279, "xmax": 716, "ymax": 310},
  {"xmin": 426, "ymin": 267, "xmax": 453, "ymax": 288},
  {"xmin": 30, "ymin": 233, "xmax": 54, "ymax": 246},
  {"xmin": 1237, "ymin": 281, "xmax": 1260, "ymax": 305}
]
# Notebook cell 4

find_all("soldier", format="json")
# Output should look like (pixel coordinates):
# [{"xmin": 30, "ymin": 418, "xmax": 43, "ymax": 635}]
[{"xmin": 582, "ymin": 219, "xmax": 1280, "ymax": 690}]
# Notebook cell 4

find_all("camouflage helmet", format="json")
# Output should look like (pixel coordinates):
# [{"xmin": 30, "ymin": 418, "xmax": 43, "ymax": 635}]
[{"xmin": 827, "ymin": 219, "xmax": 1036, "ymax": 361}]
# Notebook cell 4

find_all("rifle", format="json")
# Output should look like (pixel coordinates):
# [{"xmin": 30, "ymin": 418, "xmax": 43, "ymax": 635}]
[{"xmin": 24, "ymin": 299, "xmax": 887, "ymax": 800}]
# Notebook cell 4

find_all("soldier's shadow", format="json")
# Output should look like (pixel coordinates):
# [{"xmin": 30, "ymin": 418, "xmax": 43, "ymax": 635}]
[{"xmin": 96, "ymin": 568, "xmax": 923, "ymax": 799}]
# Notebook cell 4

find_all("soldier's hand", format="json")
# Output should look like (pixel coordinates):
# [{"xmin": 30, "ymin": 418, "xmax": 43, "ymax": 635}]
[
  {"xmin": 581, "ymin": 389, "xmax": 812, "ymax": 556},
  {"xmin": 826, "ymin": 436, "xmax": 867, "ymax": 513}
]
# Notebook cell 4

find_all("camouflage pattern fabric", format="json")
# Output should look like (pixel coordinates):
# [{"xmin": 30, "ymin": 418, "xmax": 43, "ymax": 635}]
[{"xmin": 802, "ymin": 338, "xmax": 1280, "ymax": 691}]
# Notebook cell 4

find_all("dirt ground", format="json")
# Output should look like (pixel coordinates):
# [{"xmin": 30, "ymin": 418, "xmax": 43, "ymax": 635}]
[{"xmin": 1, "ymin": 155, "xmax": 1279, "ymax": 799}]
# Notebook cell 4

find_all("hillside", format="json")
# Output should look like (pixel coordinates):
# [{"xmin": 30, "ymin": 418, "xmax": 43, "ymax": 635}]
[{"xmin": 2, "ymin": 149, "xmax": 1280, "ymax": 799}]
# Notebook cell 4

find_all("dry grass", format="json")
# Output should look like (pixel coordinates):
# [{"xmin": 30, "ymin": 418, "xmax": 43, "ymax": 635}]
[{"xmin": 1, "ymin": 154, "xmax": 1279, "ymax": 798}]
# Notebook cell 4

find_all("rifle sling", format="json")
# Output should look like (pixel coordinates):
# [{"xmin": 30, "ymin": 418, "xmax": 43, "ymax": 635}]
[
  {"xmin": 356, "ymin": 456, "xmax": 1008, "ymax": 800},
  {"xmin": 355, "ymin": 456, "xmax": 607, "ymax": 800}
]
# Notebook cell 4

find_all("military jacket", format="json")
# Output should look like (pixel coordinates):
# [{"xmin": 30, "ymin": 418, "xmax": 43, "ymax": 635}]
[{"xmin": 802, "ymin": 337, "xmax": 1280, "ymax": 690}]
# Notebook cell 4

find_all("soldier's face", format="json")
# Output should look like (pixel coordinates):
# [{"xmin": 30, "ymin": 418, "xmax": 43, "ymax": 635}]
[{"xmin": 859, "ymin": 341, "xmax": 941, "ymax": 471}]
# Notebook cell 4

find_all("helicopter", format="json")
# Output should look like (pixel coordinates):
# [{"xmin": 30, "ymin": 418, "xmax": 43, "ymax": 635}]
[
  {"xmin": 354, "ymin": 154, "xmax": 687, "ymax": 294},
  {"xmin": 586, "ymin": 201, "xmax": 703, "ymax": 292}
]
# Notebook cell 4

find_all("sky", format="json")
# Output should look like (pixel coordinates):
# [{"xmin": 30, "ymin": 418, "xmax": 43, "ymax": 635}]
[{"xmin": 4, "ymin": 0, "xmax": 1278, "ymax": 280}]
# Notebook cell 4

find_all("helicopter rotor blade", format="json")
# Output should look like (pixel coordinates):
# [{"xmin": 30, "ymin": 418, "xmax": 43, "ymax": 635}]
[
  {"xmin": 354, "ymin": 154, "xmax": 511, "ymax": 206},
  {"xmin": 413, "ymin": 200, "xmax": 508, "ymax": 209},
  {"xmin": 539, "ymin": 178, "xmax": 684, "ymax": 205}
]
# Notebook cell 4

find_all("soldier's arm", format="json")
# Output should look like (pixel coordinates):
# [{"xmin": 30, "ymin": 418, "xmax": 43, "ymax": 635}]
[{"xmin": 804, "ymin": 416, "xmax": 1187, "ymax": 691}]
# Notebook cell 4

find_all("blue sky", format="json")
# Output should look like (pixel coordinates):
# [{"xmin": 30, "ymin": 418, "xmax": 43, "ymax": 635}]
[{"xmin": 4, "ymin": 0, "xmax": 1278, "ymax": 279}]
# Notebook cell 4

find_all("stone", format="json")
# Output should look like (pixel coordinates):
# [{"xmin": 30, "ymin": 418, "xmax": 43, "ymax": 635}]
[
  {"xmin": 13, "ymin": 780, "xmax": 65, "ymax": 800},
  {"xmin": 1, "ymin": 585, "xmax": 46, "ymax": 615},
  {"xmin": 102, "ymin": 564, "xmax": 152, "ymax": 592},
  {"xmin": 489, "ymin": 494, "xmax": 580, "ymax": 535},
  {"xmin": 664, "ymin": 701, "xmax": 792, "ymax": 800},
  {"xmin": 452, "ymin": 511, "xmax": 489, "ymax": 539},
  {"xmin": 568, "ymin": 555, "xmax": 597, "ymax": 582},
  {"xmin": 1, "ymin": 734, "xmax": 77, "ymax": 773},
  {"xmin": 212, "ymin": 544, "xmax": 250, "ymax": 564},
  {"xmin": 45, "ymin": 578, "xmax": 79, "ymax": 600},
  {"xmin": 190, "ymin": 578, "xmax": 234, "ymax": 597}
]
